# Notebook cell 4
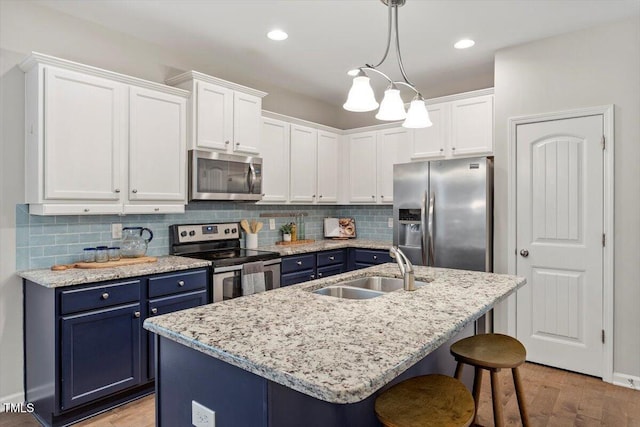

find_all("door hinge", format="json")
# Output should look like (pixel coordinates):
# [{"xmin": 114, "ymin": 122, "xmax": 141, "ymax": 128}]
[
  {"xmin": 601, "ymin": 135, "xmax": 606, "ymax": 150},
  {"xmin": 602, "ymin": 233, "xmax": 606, "ymax": 247},
  {"xmin": 601, "ymin": 329, "xmax": 605, "ymax": 344}
]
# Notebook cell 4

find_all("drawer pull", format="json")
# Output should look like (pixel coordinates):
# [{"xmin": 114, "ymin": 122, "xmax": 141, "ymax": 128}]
[
  {"xmin": 310, "ymin": 274, "xmax": 315, "ymax": 279},
  {"xmin": 329, "ymin": 256, "xmax": 335, "ymax": 261},
  {"xmin": 373, "ymin": 255, "xmax": 378, "ymax": 260},
  {"xmin": 154, "ymin": 208, "xmax": 160, "ymax": 212},
  {"xmin": 318, "ymin": 272, "xmax": 323, "ymax": 277},
  {"xmin": 83, "ymin": 208, "xmax": 90, "ymax": 212},
  {"xmin": 178, "ymin": 280, "xmax": 185, "ymax": 287},
  {"xmin": 134, "ymin": 311, "xmax": 141, "ymax": 318},
  {"xmin": 296, "ymin": 261, "xmax": 303, "ymax": 266},
  {"xmin": 151, "ymin": 308, "xmax": 158, "ymax": 314},
  {"xmin": 101, "ymin": 292, "xmax": 109, "ymax": 300}
]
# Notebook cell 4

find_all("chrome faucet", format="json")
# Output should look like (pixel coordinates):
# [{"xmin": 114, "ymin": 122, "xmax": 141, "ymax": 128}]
[{"xmin": 389, "ymin": 246, "xmax": 416, "ymax": 291}]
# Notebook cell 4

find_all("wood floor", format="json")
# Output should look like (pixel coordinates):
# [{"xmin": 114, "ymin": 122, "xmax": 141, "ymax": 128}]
[{"xmin": 1, "ymin": 363, "xmax": 638, "ymax": 426}]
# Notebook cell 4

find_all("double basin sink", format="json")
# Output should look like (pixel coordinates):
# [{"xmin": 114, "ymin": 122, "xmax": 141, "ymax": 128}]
[{"xmin": 312, "ymin": 276, "xmax": 427, "ymax": 300}]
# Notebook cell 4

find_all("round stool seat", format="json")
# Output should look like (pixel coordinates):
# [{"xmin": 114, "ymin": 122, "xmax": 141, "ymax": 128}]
[
  {"xmin": 375, "ymin": 374, "xmax": 475, "ymax": 427},
  {"xmin": 450, "ymin": 333, "xmax": 526, "ymax": 369}
]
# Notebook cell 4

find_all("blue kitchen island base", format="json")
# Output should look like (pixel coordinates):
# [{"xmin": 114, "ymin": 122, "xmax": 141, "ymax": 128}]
[{"xmin": 155, "ymin": 323, "xmax": 475, "ymax": 427}]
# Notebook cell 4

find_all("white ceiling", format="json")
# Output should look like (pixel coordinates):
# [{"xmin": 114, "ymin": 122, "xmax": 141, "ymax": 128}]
[{"xmin": 34, "ymin": 0, "xmax": 640, "ymax": 107}]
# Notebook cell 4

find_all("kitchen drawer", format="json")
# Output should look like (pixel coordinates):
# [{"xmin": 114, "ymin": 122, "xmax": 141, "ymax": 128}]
[
  {"xmin": 60, "ymin": 280, "xmax": 141, "ymax": 315},
  {"xmin": 281, "ymin": 254, "xmax": 316, "ymax": 274},
  {"xmin": 148, "ymin": 269, "xmax": 207, "ymax": 298},
  {"xmin": 281, "ymin": 269, "xmax": 316, "ymax": 286},
  {"xmin": 354, "ymin": 249, "xmax": 393, "ymax": 265},
  {"xmin": 317, "ymin": 249, "xmax": 345, "ymax": 267},
  {"xmin": 317, "ymin": 264, "xmax": 344, "ymax": 279}
]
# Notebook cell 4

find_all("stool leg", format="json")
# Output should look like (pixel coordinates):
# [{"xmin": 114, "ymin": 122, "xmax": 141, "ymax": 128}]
[
  {"xmin": 472, "ymin": 367, "xmax": 483, "ymax": 424},
  {"xmin": 490, "ymin": 369, "xmax": 504, "ymax": 427},
  {"xmin": 512, "ymin": 366, "xmax": 530, "ymax": 427},
  {"xmin": 454, "ymin": 361, "xmax": 464, "ymax": 380}
]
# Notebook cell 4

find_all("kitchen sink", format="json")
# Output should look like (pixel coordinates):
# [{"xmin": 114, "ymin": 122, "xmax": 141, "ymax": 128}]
[
  {"xmin": 337, "ymin": 276, "xmax": 427, "ymax": 292},
  {"xmin": 312, "ymin": 286, "xmax": 384, "ymax": 300}
]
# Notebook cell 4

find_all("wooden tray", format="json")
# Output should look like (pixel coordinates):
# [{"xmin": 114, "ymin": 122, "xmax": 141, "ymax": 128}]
[
  {"xmin": 275, "ymin": 239, "xmax": 315, "ymax": 246},
  {"xmin": 51, "ymin": 256, "xmax": 158, "ymax": 271}
]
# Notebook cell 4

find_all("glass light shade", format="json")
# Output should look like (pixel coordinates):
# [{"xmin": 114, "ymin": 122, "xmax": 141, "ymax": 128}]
[
  {"xmin": 402, "ymin": 99, "xmax": 433, "ymax": 128},
  {"xmin": 343, "ymin": 76, "xmax": 379, "ymax": 112},
  {"xmin": 375, "ymin": 88, "xmax": 406, "ymax": 121}
]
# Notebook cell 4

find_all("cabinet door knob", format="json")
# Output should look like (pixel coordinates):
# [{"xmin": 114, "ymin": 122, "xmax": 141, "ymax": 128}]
[
  {"xmin": 381, "ymin": 195, "xmax": 384, "ymax": 199},
  {"xmin": 452, "ymin": 147, "xmax": 456, "ymax": 151},
  {"xmin": 371, "ymin": 195, "xmax": 375, "ymax": 199},
  {"xmin": 318, "ymin": 272, "xmax": 323, "ymax": 277},
  {"xmin": 262, "ymin": 193, "xmax": 266, "ymax": 196},
  {"xmin": 225, "ymin": 140, "xmax": 230, "ymax": 145},
  {"xmin": 235, "ymin": 142, "xmax": 240, "ymax": 146},
  {"xmin": 114, "ymin": 188, "xmax": 120, "ymax": 193},
  {"xmin": 151, "ymin": 308, "xmax": 158, "ymax": 314},
  {"xmin": 310, "ymin": 274, "xmax": 315, "ymax": 279},
  {"xmin": 134, "ymin": 311, "xmax": 141, "ymax": 318},
  {"xmin": 154, "ymin": 208, "xmax": 160, "ymax": 212},
  {"xmin": 319, "ymin": 195, "xmax": 323, "ymax": 198},
  {"xmin": 84, "ymin": 208, "xmax": 90, "ymax": 212},
  {"xmin": 329, "ymin": 256, "xmax": 335, "ymax": 261},
  {"xmin": 373, "ymin": 255, "xmax": 377, "ymax": 260},
  {"xmin": 178, "ymin": 280, "xmax": 185, "ymax": 287},
  {"xmin": 101, "ymin": 292, "xmax": 109, "ymax": 300},
  {"xmin": 440, "ymin": 148, "xmax": 444, "ymax": 152},
  {"xmin": 520, "ymin": 249, "xmax": 529, "ymax": 257},
  {"xmin": 312, "ymin": 194, "xmax": 316, "ymax": 198},
  {"xmin": 132, "ymin": 189, "xmax": 138, "ymax": 193},
  {"xmin": 296, "ymin": 261, "xmax": 303, "ymax": 266}
]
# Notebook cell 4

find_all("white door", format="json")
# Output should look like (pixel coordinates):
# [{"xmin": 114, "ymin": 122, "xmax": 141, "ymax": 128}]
[
  {"xmin": 233, "ymin": 92, "xmax": 262, "ymax": 154},
  {"xmin": 376, "ymin": 127, "xmax": 412, "ymax": 203},
  {"xmin": 44, "ymin": 66, "xmax": 123, "ymax": 201},
  {"xmin": 516, "ymin": 115, "xmax": 604, "ymax": 377},
  {"xmin": 450, "ymin": 95, "xmax": 493, "ymax": 157},
  {"xmin": 348, "ymin": 131, "xmax": 377, "ymax": 203},
  {"xmin": 128, "ymin": 87, "xmax": 186, "ymax": 202},
  {"xmin": 316, "ymin": 131, "xmax": 339, "ymax": 203},
  {"xmin": 289, "ymin": 124, "xmax": 317, "ymax": 203},
  {"xmin": 196, "ymin": 81, "xmax": 233, "ymax": 151},
  {"xmin": 411, "ymin": 102, "xmax": 448, "ymax": 159},
  {"xmin": 261, "ymin": 118, "xmax": 290, "ymax": 203}
]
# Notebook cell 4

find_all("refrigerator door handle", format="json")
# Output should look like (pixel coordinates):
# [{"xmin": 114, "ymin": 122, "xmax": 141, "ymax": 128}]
[
  {"xmin": 427, "ymin": 193, "xmax": 435, "ymax": 265},
  {"xmin": 420, "ymin": 191, "xmax": 428, "ymax": 265}
]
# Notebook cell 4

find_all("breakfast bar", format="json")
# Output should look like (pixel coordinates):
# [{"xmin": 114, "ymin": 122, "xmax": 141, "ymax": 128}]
[{"xmin": 144, "ymin": 264, "xmax": 525, "ymax": 426}]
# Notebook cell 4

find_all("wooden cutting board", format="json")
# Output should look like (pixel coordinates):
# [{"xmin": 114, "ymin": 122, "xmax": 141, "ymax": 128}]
[
  {"xmin": 51, "ymin": 256, "xmax": 158, "ymax": 271},
  {"xmin": 275, "ymin": 239, "xmax": 315, "ymax": 246}
]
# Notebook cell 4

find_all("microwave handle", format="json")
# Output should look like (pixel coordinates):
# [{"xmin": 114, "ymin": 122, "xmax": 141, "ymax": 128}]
[{"xmin": 247, "ymin": 163, "xmax": 256, "ymax": 193}]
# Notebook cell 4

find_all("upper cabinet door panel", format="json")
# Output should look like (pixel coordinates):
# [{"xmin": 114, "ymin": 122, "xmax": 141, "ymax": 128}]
[
  {"xmin": 376, "ymin": 127, "xmax": 411, "ymax": 203},
  {"xmin": 289, "ymin": 124, "xmax": 317, "ymax": 203},
  {"xmin": 196, "ymin": 81, "xmax": 233, "ymax": 151},
  {"xmin": 233, "ymin": 92, "xmax": 262, "ymax": 155},
  {"xmin": 348, "ymin": 132, "xmax": 377, "ymax": 203},
  {"xmin": 450, "ymin": 94, "xmax": 493, "ymax": 156},
  {"xmin": 44, "ymin": 67, "xmax": 122, "ymax": 200},
  {"xmin": 316, "ymin": 131, "xmax": 339, "ymax": 203},
  {"xmin": 261, "ymin": 118, "xmax": 290, "ymax": 202},
  {"xmin": 128, "ymin": 87, "xmax": 186, "ymax": 201},
  {"xmin": 412, "ymin": 102, "xmax": 449, "ymax": 159}
]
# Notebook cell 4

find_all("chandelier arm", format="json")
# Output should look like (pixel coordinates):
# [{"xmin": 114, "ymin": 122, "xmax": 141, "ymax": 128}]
[
  {"xmin": 393, "ymin": 81, "xmax": 420, "ymax": 95},
  {"xmin": 393, "ymin": 3, "xmax": 415, "ymax": 87},
  {"xmin": 371, "ymin": 0, "xmax": 394, "ymax": 68},
  {"xmin": 361, "ymin": 66, "xmax": 393, "ymax": 84}
]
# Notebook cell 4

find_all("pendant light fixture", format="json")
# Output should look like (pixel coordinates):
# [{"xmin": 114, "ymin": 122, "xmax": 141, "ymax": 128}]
[{"xmin": 343, "ymin": 0, "xmax": 432, "ymax": 128}]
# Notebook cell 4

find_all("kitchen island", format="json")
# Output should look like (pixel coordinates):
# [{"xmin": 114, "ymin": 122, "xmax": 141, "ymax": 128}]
[{"xmin": 144, "ymin": 264, "xmax": 525, "ymax": 426}]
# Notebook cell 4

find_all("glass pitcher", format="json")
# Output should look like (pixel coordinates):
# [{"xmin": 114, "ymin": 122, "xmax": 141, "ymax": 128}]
[{"xmin": 120, "ymin": 227, "xmax": 153, "ymax": 258}]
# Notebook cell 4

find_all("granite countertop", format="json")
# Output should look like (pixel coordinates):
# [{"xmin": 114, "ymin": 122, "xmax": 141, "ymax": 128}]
[
  {"xmin": 17, "ymin": 255, "xmax": 211, "ymax": 288},
  {"xmin": 144, "ymin": 264, "xmax": 525, "ymax": 404},
  {"xmin": 259, "ymin": 238, "xmax": 390, "ymax": 256}
]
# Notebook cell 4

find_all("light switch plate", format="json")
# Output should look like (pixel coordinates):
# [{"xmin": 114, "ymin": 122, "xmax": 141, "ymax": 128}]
[
  {"xmin": 111, "ymin": 223, "xmax": 123, "ymax": 239},
  {"xmin": 269, "ymin": 218, "xmax": 275, "ymax": 230},
  {"xmin": 388, "ymin": 218, "xmax": 393, "ymax": 228},
  {"xmin": 192, "ymin": 401, "xmax": 215, "ymax": 427}
]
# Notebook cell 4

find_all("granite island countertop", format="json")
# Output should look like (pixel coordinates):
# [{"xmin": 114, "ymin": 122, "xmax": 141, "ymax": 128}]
[
  {"xmin": 17, "ymin": 255, "xmax": 211, "ymax": 288},
  {"xmin": 144, "ymin": 264, "xmax": 525, "ymax": 404},
  {"xmin": 258, "ymin": 238, "xmax": 390, "ymax": 256}
]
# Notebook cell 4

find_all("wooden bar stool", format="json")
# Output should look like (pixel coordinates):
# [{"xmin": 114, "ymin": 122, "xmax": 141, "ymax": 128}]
[
  {"xmin": 450, "ymin": 333, "xmax": 530, "ymax": 427},
  {"xmin": 375, "ymin": 374, "xmax": 475, "ymax": 427}
]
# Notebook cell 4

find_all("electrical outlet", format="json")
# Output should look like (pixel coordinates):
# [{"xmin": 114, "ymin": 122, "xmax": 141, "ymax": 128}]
[
  {"xmin": 269, "ymin": 218, "xmax": 275, "ymax": 230},
  {"xmin": 192, "ymin": 401, "xmax": 215, "ymax": 427},
  {"xmin": 111, "ymin": 223, "xmax": 123, "ymax": 239},
  {"xmin": 388, "ymin": 218, "xmax": 393, "ymax": 228}
]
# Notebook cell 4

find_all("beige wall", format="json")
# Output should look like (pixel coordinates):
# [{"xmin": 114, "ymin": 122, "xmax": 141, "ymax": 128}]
[{"xmin": 493, "ymin": 17, "xmax": 640, "ymax": 378}]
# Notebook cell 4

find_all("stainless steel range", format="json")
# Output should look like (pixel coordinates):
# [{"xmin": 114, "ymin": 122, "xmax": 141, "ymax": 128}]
[{"xmin": 169, "ymin": 222, "xmax": 281, "ymax": 302}]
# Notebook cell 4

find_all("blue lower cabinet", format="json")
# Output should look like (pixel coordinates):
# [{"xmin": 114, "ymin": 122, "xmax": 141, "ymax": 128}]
[
  {"xmin": 317, "ymin": 264, "xmax": 344, "ymax": 279},
  {"xmin": 349, "ymin": 248, "xmax": 393, "ymax": 270},
  {"xmin": 281, "ymin": 250, "xmax": 348, "ymax": 286},
  {"xmin": 60, "ymin": 303, "xmax": 142, "ymax": 410},
  {"xmin": 281, "ymin": 269, "xmax": 316, "ymax": 286}
]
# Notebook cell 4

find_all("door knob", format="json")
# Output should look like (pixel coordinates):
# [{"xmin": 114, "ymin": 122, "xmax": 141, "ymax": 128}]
[
  {"xmin": 151, "ymin": 308, "xmax": 158, "ymax": 314},
  {"xmin": 520, "ymin": 249, "xmax": 529, "ymax": 257}
]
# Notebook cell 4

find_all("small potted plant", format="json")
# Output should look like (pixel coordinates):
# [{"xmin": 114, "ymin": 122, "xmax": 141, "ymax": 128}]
[{"xmin": 280, "ymin": 223, "xmax": 293, "ymax": 242}]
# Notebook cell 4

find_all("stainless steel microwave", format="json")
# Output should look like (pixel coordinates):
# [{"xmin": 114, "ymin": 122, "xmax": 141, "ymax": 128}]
[{"xmin": 189, "ymin": 150, "xmax": 263, "ymax": 201}]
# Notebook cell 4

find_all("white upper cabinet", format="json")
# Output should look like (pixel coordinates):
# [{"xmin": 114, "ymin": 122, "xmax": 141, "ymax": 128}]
[
  {"xmin": 128, "ymin": 87, "xmax": 186, "ymax": 204},
  {"xmin": 289, "ymin": 124, "xmax": 318, "ymax": 203},
  {"xmin": 260, "ymin": 117, "xmax": 290, "ymax": 202},
  {"xmin": 348, "ymin": 131, "xmax": 378, "ymax": 203},
  {"xmin": 411, "ymin": 91, "xmax": 494, "ymax": 160},
  {"xmin": 20, "ymin": 53, "xmax": 189, "ymax": 215},
  {"xmin": 316, "ymin": 130, "xmax": 340, "ymax": 203},
  {"xmin": 166, "ymin": 71, "xmax": 267, "ymax": 155},
  {"xmin": 376, "ymin": 127, "xmax": 412, "ymax": 203}
]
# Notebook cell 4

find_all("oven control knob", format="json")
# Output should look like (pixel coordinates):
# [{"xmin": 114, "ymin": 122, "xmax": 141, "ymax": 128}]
[
  {"xmin": 232, "ymin": 228, "xmax": 237, "ymax": 233},
  {"xmin": 224, "ymin": 228, "xmax": 230, "ymax": 234},
  {"xmin": 180, "ymin": 231, "xmax": 187, "ymax": 237},
  {"xmin": 189, "ymin": 231, "xmax": 196, "ymax": 237}
]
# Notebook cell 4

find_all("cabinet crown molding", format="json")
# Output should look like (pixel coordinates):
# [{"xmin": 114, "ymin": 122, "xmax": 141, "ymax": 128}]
[
  {"xmin": 19, "ymin": 52, "xmax": 190, "ymax": 98},
  {"xmin": 165, "ymin": 70, "xmax": 268, "ymax": 98}
]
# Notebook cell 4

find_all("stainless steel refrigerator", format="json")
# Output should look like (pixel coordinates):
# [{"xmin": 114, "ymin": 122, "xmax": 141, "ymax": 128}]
[{"xmin": 393, "ymin": 157, "xmax": 493, "ymax": 272}]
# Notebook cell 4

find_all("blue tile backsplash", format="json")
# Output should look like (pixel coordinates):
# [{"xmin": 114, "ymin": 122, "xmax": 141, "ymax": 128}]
[{"xmin": 16, "ymin": 203, "xmax": 393, "ymax": 270}]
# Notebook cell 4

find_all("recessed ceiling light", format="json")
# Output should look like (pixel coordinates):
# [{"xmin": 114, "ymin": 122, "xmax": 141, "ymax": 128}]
[
  {"xmin": 454, "ymin": 39, "xmax": 475, "ymax": 49},
  {"xmin": 267, "ymin": 29, "xmax": 288, "ymax": 41}
]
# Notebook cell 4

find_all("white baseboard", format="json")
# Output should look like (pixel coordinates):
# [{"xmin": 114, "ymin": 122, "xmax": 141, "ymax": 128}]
[
  {"xmin": 612, "ymin": 372, "xmax": 640, "ymax": 390},
  {"xmin": 0, "ymin": 391, "xmax": 25, "ymax": 412}
]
